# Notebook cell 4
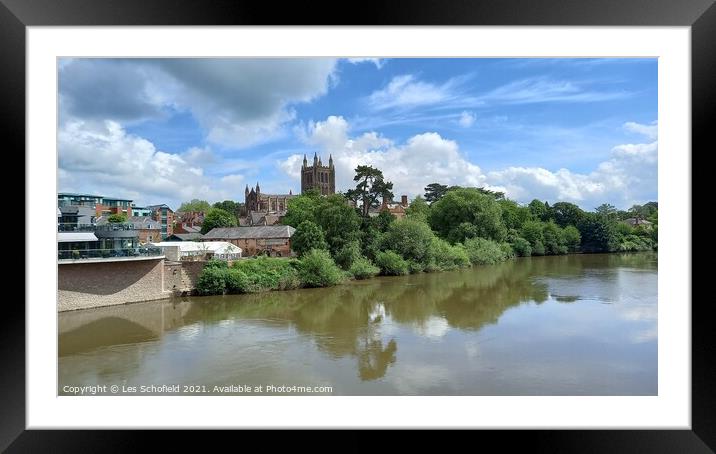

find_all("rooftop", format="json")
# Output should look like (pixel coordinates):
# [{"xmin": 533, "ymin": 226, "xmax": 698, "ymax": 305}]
[{"xmin": 203, "ymin": 225, "xmax": 296, "ymax": 239}]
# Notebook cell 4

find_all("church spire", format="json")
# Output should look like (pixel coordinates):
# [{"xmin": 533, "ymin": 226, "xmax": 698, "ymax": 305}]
[
  {"xmin": 256, "ymin": 181, "xmax": 260, "ymax": 194},
  {"xmin": 329, "ymin": 154, "xmax": 333, "ymax": 168},
  {"xmin": 313, "ymin": 152, "xmax": 318, "ymax": 166},
  {"xmin": 302, "ymin": 154, "xmax": 307, "ymax": 169},
  {"xmin": 245, "ymin": 184, "xmax": 249, "ymax": 197}
]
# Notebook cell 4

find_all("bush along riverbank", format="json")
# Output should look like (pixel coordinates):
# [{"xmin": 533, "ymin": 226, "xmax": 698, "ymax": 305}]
[{"xmin": 195, "ymin": 168, "xmax": 657, "ymax": 296}]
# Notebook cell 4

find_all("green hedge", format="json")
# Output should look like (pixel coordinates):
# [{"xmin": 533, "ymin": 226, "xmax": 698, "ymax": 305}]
[
  {"xmin": 375, "ymin": 250, "xmax": 409, "ymax": 276},
  {"xmin": 349, "ymin": 256, "xmax": 381, "ymax": 280},
  {"xmin": 297, "ymin": 249, "xmax": 346, "ymax": 288}
]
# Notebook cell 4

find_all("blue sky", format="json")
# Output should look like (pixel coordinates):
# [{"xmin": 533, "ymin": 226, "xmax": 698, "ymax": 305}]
[{"xmin": 58, "ymin": 58, "xmax": 657, "ymax": 210}]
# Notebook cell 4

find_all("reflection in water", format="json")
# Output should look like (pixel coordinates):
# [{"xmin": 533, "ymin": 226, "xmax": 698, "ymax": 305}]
[{"xmin": 59, "ymin": 253, "xmax": 657, "ymax": 395}]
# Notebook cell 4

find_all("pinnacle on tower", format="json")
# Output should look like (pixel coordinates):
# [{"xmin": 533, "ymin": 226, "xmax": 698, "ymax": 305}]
[
  {"xmin": 313, "ymin": 152, "xmax": 318, "ymax": 165},
  {"xmin": 329, "ymin": 154, "xmax": 334, "ymax": 167},
  {"xmin": 245, "ymin": 184, "xmax": 249, "ymax": 196},
  {"xmin": 256, "ymin": 182, "xmax": 260, "ymax": 194},
  {"xmin": 302, "ymin": 154, "xmax": 308, "ymax": 168},
  {"xmin": 318, "ymin": 156, "xmax": 322, "ymax": 166}
]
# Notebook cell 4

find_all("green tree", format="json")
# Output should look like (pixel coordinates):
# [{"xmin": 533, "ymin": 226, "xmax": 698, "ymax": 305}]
[
  {"xmin": 528, "ymin": 199, "xmax": 552, "ymax": 222},
  {"xmin": 520, "ymin": 220, "xmax": 545, "ymax": 250},
  {"xmin": 429, "ymin": 188, "xmax": 506, "ymax": 243},
  {"xmin": 281, "ymin": 190, "xmax": 321, "ymax": 227},
  {"xmin": 291, "ymin": 220, "xmax": 328, "ymax": 257},
  {"xmin": 213, "ymin": 200, "xmax": 240, "ymax": 216},
  {"xmin": 424, "ymin": 183, "xmax": 449, "ymax": 203},
  {"xmin": 178, "ymin": 199, "xmax": 212, "ymax": 213},
  {"xmin": 345, "ymin": 165, "xmax": 394, "ymax": 218},
  {"xmin": 375, "ymin": 209, "xmax": 396, "ymax": 232},
  {"xmin": 498, "ymin": 199, "xmax": 531, "ymax": 230},
  {"xmin": 551, "ymin": 202, "xmax": 585, "ymax": 228},
  {"xmin": 563, "ymin": 225, "xmax": 582, "ymax": 252},
  {"xmin": 595, "ymin": 203, "xmax": 618, "ymax": 221},
  {"xmin": 315, "ymin": 194, "xmax": 362, "ymax": 256},
  {"xmin": 578, "ymin": 213, "xmax": 618, "ymax": 253},
  {"xmin": 297, "ymin": 249, "xmax": 345, "ymax": 288},
  {"xmin": 200, "ymin": 208, "xmax": 237, "ymax": 234},
  {"xmin": 405, "ymin": 195, "xmax": 430, "ymax": 223},
  {"xmin": 381, "ymin": 219, "xmax": 436, "ymax": 264},
  {"xmin": 542, "ymin": 221, "xmax": 567, "ymax": 255},
  {"xmin": 107, "ymin": 213, "xmax": 127, "ymax": 223}
]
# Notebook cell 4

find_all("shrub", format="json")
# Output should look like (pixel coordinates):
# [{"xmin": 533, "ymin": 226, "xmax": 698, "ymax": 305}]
[
  {"xmin": 334, "ymin": 240, "xmax": 362, "ymax": 270},
  {"xmin": 349, "ymin": 256, "xmax": 380, "ymax": 280},
  {"xmin": 428, "ymin": 237, "xmax": 470, "ymax": 270},
  {"xmin": 231, "ymin": 256, "xmax": 301, "ymax": 292},
  {"xmin": 563, "ymin": 225, "xmax": 582, "ymax": 252},
  {"xmin": 511, "ymin": 236, "xmax": 532, "ymax": 257},
  {"xmin": 297, "ymin": 249, "xmax": 345, "ymax": 287},
  {"xmin": 532, "ymin": 240, "xmax": 546, "ymax": 256},
  {"xmin": 195, "ymin": 266, "xmax": 228, "ymax": 295},
  {"xmin": 381, "ymin": 219, "xmax": 435, "ymax": 263},
  {"xmin": 463, "ymin": 237, "xmax": 509, "ymax": 265},
  {"xmin": 375, "ymin": 250, "xmax": 409, "ymax": 276},
  {"xmin": 291, "ymin": 220, "xmax": 328, "ymax": 257},
  {"xmin": 204, "ymin": 258, "xmax": 228, "ymax": 269},
  {"xmin": 499, "ymin": 242, "xmax": 515, "ymax": 259},
  {"xmin": 407, "ymin": 260, "xmax": 425, "ymax": 274}
]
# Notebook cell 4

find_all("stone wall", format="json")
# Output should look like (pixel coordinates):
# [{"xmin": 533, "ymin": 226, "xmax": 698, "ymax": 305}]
[
  {"xmin": 58, "ymin": 257, "xmax": 169, "ymax": 312},
  {"xmin": 163, "ymin": 260, "xmax": 206, "ymax": 295}
]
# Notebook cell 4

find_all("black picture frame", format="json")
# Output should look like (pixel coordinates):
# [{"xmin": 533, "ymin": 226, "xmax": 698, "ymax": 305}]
[{"xmin": 4, "ymin": 0, "xmax": 710, "ymax": 450}]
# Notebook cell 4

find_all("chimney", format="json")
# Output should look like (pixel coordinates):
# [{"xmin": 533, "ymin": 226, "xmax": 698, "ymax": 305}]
[{"xmin": 401, "ymin": 195, "xmax": 408, "ymax": 207}]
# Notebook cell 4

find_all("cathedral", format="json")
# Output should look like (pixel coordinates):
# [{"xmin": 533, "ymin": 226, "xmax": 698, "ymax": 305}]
[
  {"xmin": 301, "ymin": 153, "xmax": 335, "ymax": 195},
  {"xmin": 240, "ymin": 153, "xmax": 335, "ymax": 226}
]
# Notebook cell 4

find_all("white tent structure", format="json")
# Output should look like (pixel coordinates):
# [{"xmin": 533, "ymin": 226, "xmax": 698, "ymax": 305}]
[{"xmin": 149, "ymin": 241, "xmax": 242, "ymax": 261}]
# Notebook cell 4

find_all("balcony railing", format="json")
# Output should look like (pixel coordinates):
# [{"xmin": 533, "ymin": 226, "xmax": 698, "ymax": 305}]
[
  {"xmin": 58, "ymin": 247, "xmax": 163, "ymax": 261},
  {"xmin": 58, "ymin": 223, "xmax": 137, "ymax": 232}
]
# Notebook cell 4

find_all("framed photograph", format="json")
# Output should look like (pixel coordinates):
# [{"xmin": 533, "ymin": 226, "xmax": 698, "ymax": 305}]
[{"xmin": 6, "ymin": 0, "xmax": 711, "ymax": 449}]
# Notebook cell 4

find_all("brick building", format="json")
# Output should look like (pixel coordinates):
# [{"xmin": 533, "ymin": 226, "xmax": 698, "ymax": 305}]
[{"xmin": 201, "ymin": 225, "xmax": 296, "ymax": 257}]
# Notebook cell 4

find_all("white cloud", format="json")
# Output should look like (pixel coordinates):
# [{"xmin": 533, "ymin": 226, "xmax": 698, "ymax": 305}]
[
  {"xmin": 283, "ymin": 115, "xmax": 487, "ymax": 197},
  {"xmin": 58, "ymin": 120, "xmax": 238, "ymax": 208},
  {"xmin": 282, "ymin": 116, "xmax": 657, "ymax": 209},
  {"xmin": 346, "ymin": 58, "xmax": 385, "ymax": 69},
  {"xmin": 367, "ymin": 74, "xmax": 467, "ymax": 111},
  {"xmin": 59, "ymin": 58, "xmax": 339, "ymax": 148},
  {"xmin": 623, "ymin": 121, "xmax": 658, "ymax": 140},
  {"xmin": 458, "ymin": 111, "xmax": 476, "ymax": 128},
  {"xmin": 480, "ymin": 77, "xmax": 629, "ymax": 104}
]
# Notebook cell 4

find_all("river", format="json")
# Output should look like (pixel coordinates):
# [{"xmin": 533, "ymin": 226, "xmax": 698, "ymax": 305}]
[{"xmin": 58, "ymin": 253, "xmax": 657, "ymax": 395}]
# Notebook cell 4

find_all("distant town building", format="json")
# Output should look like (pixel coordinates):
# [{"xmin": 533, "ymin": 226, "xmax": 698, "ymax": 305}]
[
  {"xmin": 146, "ymin": 204, "xmax": 174, "ymax": 239},
  {"xmin": 165, "ymin": 233, "xmax": 204, "ymax": 242},
  {"xmin": 58, "ymin": 192, "xmax": 133, "ymax": 217},
  {"xmin": 622, "ymin": 218, "xmax": 653, "ymax": 230},
  {"xmin": 368, "ymin": 195, "xmax": 409, "ymax": 220},
  {"xmin": 301, "ymin": 152, "xmax": 335, "ymax": 195},
  {"xmin": 97, "ymin": 215, "xmax": 161, "ymax": 244},
  {"xmin": 202, "ymin": 225, "xmax": 296, "ymax": 257},
  {"xmin": 241, "ymin": 182, "xmax": 298, "ymax": 226},
  {"xmin": 58, "ymin": 205, "xmax": 96, "ymax": 229},
  {"xmin": 174, "ymin": 223, "xmax": 202, "ymax": 235},
  {"xmin": 131, "ymin": 205, "xmax": 153, "ymax": 217}
]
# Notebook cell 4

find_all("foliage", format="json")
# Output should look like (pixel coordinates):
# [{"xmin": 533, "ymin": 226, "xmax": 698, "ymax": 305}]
[
  {"xmin": 359, "ymin": 224, "xmax": 383, "ymax": 261},
  {"xmin": 532, "ymin": 240, "xmax": 546, "ymax": 256},
  {"xmin": 595, "ymin": 203, "xmax": 618, "ymax": 221},
  {"xmin": 510, "ymin": 236, "xmax": 532, "ymax": 257},
  {"xmin": 291, "ymin": 220, "xmax": 328, "ymax": 257},
  {"xmin": 204, "ymin": 258, "xmax": 228, "ymax": 270},
  {"xmin": 424, "ymin": 183, "xmax": 449, "ymax": 203},
  {"xmin": 316, "ymin": 194, "xmax": 362, "ymax": 256},
  {"xmin": 200, "ymin": 208, "xmax": 238, "ymax": 234},
  {"xmin": 195, "ymin": 266, "xmax": 229, "ymax": 295},
  {"xmin": 578, "ymin": 213, "xmax": 619, "ymax": 253},
  {"xmin": 213, "ymin": 200, "xmax": 240, "ymax": 219},
  {"xmin": 551, "ymin": 202, "xmax": 585, "ymax": 228},
  {"xmin": 375, "ymin": 209, "xmax": 396, "ymax": 232},
  {"xmin": 563, "ymin": 225, "xmax": 582, "ymax": 252},
  {"xmin": 520, "ymin": 220, "xmax": 544, "ymax": 249},
  {"xmin": 374, "ymin": 250, "xmax": 409, "ymax": 276},
  {"xmin": 542, "ymin": 221, "xmax": 568, "ymax": 255},
  {"xmin": 463, "ymin": 237, "xmax": 511, "ymax": 265},
  {"xmin": 334, "ymin": 240, "xmax": 362, "ymax": 270},
  {"xmin": 407, "ymin": 260, "xmax": 426, "ymax": 274},
  {"xmin": 405, "ymin": 195, "xmax": 430, "ymax": 223},
  {"xmin": 107, "ymin": 213, "xmax": 127, "ymax": 223},
  {"xmin": 282, "ymin": 190, "xmax": 321, "ymax": 227},
  {"xmin": 382, "ymin": 219, "xmax": 435, "ymax": 264},
  {"xmin": 427, "ymin": 237, "xmax": 470, "ymax": 270},
  {"xmin": 528, "ymin": 199, "xmax": 552, "ymax": 222},
  {"xmin": 348, "ymin": 256, "xmax": 381, "ymax": 280},
  {"xmin": 498, "ymin": 199, "xmax": 532, "ymax": 230},
  {"xmin": 345, "ymin": 165, "xmax": 394, "ymax": 218},
  {"xmin": 231, "ymin": 256, "xmax": 301, "ymax": 292},
  {"xmin": 178, "ymin": 199, "xmax": 212, "ymax": 213},
  {"xmin": 297, "ymin": 249, "xmax": 345, "ymax": 288},
  {"xmin": 428, "ymin": 188, "xmax": 507, "ymax": 243}
]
